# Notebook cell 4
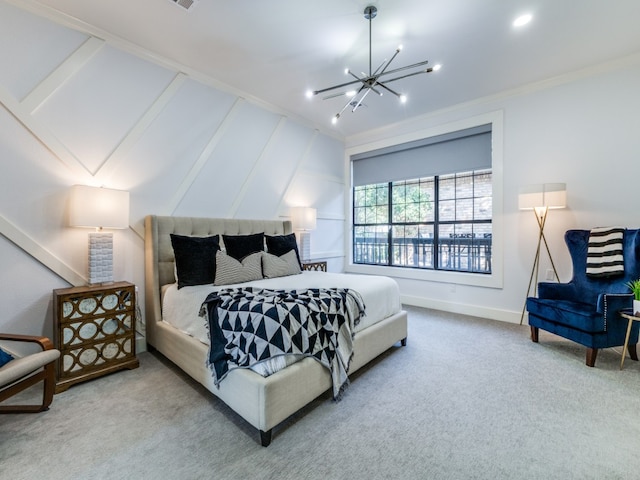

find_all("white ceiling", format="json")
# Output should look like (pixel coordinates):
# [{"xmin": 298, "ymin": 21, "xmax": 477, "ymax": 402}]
[{"xmin": 27, "ymin": 0, "xmax": 640, "ymax": 138}]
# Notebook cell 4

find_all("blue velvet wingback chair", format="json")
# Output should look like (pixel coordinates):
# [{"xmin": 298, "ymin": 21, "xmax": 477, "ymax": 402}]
[{"xmin": 526, "ymin": 229, "xmax": 640, "ymax": 367}]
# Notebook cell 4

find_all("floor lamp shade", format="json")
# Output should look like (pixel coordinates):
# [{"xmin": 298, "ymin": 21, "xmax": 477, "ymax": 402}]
[
  {"xmin": 518, "ymin": 183, "xmax": 566, "ymax": 210},
  {"xmin": 69, "ymin": 185, "xmax": 130, "ymax": 284},
  {"xmin": 290, "ymin": 207, "xmax": 317, "ymax": 262}
]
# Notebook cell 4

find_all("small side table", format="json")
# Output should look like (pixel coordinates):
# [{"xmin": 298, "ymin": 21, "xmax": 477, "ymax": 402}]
[
  {"xmin": 302, "ymin": 261, "xmax": 327, "ymax": 272},
  {"xmin": 620, "ymin": 311, "xmax": 640, "ymax": 370}
]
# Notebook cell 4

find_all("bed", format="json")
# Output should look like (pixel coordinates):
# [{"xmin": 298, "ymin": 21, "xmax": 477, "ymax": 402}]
[{"xmin": 144, "ymin": 215, "xmax": 408, "ymax": 446}]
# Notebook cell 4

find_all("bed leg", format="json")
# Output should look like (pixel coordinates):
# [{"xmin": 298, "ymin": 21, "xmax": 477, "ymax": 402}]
[
  {"xmin": 401, "ymin": 338, "xmax": 407, "ymax": 347},
  {"xmin": 260, "ymin": 429, "xmax": 272, "ymax": 447}
]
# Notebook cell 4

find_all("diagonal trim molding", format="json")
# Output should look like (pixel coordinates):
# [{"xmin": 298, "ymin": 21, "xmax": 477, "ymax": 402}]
[{"xmin": 0, "ymin": 214, "xmax": 86, "ymax": 287}]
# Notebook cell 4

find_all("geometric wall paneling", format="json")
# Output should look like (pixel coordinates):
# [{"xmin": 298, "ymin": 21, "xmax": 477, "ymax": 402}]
[
  {"xmin": 31, "ymin": 44, "xmax": 177, "ymax": 176},
  {"xmin": 285, "ymin": 171, "xmax": 346, "ymax": 216},
  {"xmin": 0, "ymin": 83, "xmax": 91, "ymax": 182},
  {"xmin": 227, "ymin": 116, "xmax": 288, "ymax": 218},
  {"xmin": 303, "ymin": 134, "xmax": 346, "ymax": 180},
  {"xmin": 0, "ymin": 1, "xmax": 89, "ymax": 102},
  {"xmin": 0, "ymin": 213, "xmax": 86, "ymax": 289},
  {"xmin": 173, "ymin": 101, "xmax": 282, "ymax": 217},
  {"xmin": 234, "ymin": 120, "xmax": 317, "ymax": 220},
  {"xmin": 166, "ymin": 97, "xmax": 244, "ymax": 216},
  {"xmin": 117, "ymin": 78, "xmax": 238, "ymax": 215},
  {"xmin": 21, "ymin": 37, "xmax": 105, "ymax": 115},
  {"xmin": 96, "ymin": 72, "xmax": 187, "ymax": 184}
]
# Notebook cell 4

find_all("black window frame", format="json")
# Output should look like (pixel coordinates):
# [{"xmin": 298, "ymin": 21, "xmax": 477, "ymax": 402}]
[{"xmin": 352, "ymin": 169, "xmax": 492, "ymax": 274}]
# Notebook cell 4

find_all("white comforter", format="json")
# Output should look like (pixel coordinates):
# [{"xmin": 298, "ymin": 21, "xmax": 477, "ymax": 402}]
[{"xmin": 161, "ymin": 271, "xmax": 401, "ymax": 345}]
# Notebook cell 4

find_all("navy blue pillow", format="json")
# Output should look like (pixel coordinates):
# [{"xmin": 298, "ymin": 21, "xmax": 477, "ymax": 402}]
[
  {"xmin": 265, "ymin": 233, "xmax": 302, "ymax": 268},
  {"xmin": 222, "ymin": 233, "xmax": 265, "ymax": 261},
  {"xmin": 0, "ymin": 347, "xmax": 14, "ymax": 367},
  {"xmin": 170, "ymin": 234, "xmax": 220, "ymax": 289}
]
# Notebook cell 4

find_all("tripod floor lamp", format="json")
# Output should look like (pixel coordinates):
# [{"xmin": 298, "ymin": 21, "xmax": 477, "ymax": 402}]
[{"xmin": 519, "ymin": 183, "xmax": 567, "ymax": 324}]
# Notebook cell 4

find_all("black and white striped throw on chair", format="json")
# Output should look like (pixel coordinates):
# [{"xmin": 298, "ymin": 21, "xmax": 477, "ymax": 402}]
[{"xmin": 586, "ymin": 227, "xmax": 625, "ymax": 277}]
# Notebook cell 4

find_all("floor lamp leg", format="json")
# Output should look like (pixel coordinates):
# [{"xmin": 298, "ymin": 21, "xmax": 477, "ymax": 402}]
[{"xmin": 520, "ymin": 209, "xmax": 547, "ymax": 325}]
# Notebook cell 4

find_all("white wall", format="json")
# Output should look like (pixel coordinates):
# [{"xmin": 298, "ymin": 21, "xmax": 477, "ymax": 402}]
[
  {"xmin": 345, "ymin": 55, "xmax": 640, "ymax": 323},
  {"xmin": 0, "ymin": 1, "xmax": 346, "ymax": 343}
]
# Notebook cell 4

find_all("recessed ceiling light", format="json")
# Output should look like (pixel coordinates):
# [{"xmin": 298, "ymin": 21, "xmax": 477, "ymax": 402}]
[{"xmin": 513, "ymin": 14, "xmax": 532, "ymax": 27}]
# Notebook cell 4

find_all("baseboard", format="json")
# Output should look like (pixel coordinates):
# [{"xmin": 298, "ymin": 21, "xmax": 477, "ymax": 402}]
[
  {"xmin": 400, "ymin": 294, "xmax": 524, "ymax": 325},
  {"xmin": 136, "ymin": 334, "xmax": 147, "ymax": 354}
]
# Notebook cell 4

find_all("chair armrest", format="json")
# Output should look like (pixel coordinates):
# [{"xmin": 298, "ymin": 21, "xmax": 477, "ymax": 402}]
[
  {"xmin": 537, "ymin": 282, "xmax": 578, "ymax": 300},
  {"xmin": 0, "ymin": 334, "xmax": 54, "ymax": 351},
  {"xmin": 597, "ymin": 293, "xmax": 633, "ymax": 318}
]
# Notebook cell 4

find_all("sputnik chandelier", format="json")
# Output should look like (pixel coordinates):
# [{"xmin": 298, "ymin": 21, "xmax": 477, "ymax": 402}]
[{"xmin": 306, "ymin": 5, "xmax": 441, "ymax": 125}]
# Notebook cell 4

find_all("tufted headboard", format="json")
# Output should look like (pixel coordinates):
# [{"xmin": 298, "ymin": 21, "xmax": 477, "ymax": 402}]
[{"xmin": 143, "ymin": 215, "xmax": 292, "ymax": 344}]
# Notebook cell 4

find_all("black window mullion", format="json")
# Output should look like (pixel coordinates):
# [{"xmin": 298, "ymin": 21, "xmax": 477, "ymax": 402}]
[{"xmin": 387, "ymin": 182, "xmax": 393, "ymax": 266}]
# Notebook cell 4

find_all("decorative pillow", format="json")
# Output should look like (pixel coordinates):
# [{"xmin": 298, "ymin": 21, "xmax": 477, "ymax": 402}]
[
  {"xmin": 0, "ymin": 347, "xmax": 14, "ymax": 368},
  {"xmin": 214, "ymin": 251, "xmax": 263, "ymax": 286},
  {"xmin": 170, "ymin": 234, "xmax": 220, "ymax": 289},
  {"xmin": 262, "ymin": 249, "xmax": 302, "ymax": 279},
  {"xmin": 265, "ymin": 233, "xmax": 302, "ymax": 267},
  {"xmin": 222, "ymin": 233, "xmax": 265, "ymax": 261}
]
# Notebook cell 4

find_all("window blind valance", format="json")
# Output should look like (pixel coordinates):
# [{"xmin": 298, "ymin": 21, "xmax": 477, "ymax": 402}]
[{"xmin": 351, "ymin": 124, "xmax": 492, "ymax": 187}]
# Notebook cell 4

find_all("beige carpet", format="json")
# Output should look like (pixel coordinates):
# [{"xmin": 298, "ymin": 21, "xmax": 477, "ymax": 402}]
[{"xmin": 2, "ymin": 306, "xmax": 640, "ymax": 480}]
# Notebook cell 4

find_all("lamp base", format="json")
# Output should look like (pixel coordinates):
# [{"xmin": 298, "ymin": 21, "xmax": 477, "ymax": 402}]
[
  {"xmin": 88, "ymin": 232, "xmax": 114, "ymax": 285},
  {"xmin": 299, "ymin": 231, "xmax": 311, "ymax": 262}
]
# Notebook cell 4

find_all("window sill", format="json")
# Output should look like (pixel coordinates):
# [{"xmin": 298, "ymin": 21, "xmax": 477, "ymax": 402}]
[{"xmin": 345, "ymin": 263, "xmax": 503, "ymax": 289}]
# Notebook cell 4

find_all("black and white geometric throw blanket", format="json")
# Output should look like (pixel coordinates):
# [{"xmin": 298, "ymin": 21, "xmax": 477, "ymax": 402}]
[
  {"xmin": 200, "ymin": 287, "xmax": 365, "ymax": 399},
  {"xmin": 586, "ymin": 227, "xmax": 625, "ymax": 277}
]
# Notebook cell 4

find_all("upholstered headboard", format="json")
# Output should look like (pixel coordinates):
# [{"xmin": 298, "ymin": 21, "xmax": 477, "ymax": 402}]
[{"xmin": 143, "ymin": 215, "xmax": 292, "ymax": 343}]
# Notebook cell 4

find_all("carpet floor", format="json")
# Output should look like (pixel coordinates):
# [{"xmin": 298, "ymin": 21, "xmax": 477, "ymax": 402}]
[{"xmin": 2, "ymin": 305, "xmax": 640, "ymax": 480}]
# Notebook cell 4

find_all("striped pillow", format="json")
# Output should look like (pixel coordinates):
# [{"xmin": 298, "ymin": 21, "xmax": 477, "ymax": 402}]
[
  {"xmin": 214, "ymin": 251, "xmax": 263, "ymax": 286},
  {"xmin": 262, "ymin": 249, "xmax": 302, "ymax": 279},
  {"xmin": 586, "ymin": 227, "xmax": 625, "ymax": 277}
]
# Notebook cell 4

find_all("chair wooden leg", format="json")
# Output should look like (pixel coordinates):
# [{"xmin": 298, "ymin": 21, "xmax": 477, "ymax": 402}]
[
  {"xmin": 586, "ymin": 348, "xmax": 598, "ymax": 367},
  {"xmin": 628, "ymin": 343, "xmax": 638, "ymax": 361},
  {"xmin": 530, "ymin": 326, "xmax": 539, "ymax": 343}
]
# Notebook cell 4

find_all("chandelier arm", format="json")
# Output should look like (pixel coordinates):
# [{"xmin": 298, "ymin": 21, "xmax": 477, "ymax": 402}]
[
  {"xmin": 379, "ymin": 68, "xmax": 434, "ymax": 85},
  {"xmin": 352, "ymin": 87, "xmax": 373, "ymax": 113},
  {"xmin": 335, "ymin": 93, "xmax": 357, "ymax": 119},
  {"xmin": 377, "ymin": 82, "xmax": 402, "ymax": 98},
  {"xmin": 376, "ymin": 48, "xmax": 401, "ymax": 77},
  {"xmin": 374, "ymin": 60, "xmax": 431, "ymax": 79},
  {"xmin": 313, "ymin": 78, "xmax": 367, "ymax": 96}
]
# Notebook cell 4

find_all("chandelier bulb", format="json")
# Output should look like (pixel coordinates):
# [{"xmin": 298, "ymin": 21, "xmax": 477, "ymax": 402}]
[
  {"xmin": 305, "ymin": 90, "xmax": 313, "ymax": 99},
  {"xmin": 400, "ymin": 95, "xmax": 407, "ymax": 103}
]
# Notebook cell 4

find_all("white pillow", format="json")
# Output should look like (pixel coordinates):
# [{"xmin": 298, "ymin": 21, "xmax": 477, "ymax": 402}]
[
  {"xmin": 262, "ymin": 249, "xmax": 302, "ymax": 279},
  {"xmin": 214, "ymin": 251, "xmax": 263, "ymax": 286}
]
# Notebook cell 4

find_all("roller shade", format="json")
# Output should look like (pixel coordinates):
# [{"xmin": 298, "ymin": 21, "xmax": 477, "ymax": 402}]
[{"xmin": 352, "ymin": 124, "xmax": 492, "ymax": 187}]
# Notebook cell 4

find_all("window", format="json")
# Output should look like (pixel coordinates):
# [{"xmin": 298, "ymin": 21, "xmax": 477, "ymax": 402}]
[{"xmin": 351, "ymin": 125, "xmax": 493, "ymax": 275}]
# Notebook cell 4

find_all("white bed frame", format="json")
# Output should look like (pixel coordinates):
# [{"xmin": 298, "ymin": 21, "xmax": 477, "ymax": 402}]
[{"xmin": 144, "ymin": 215, "xmax": 407, "ymax": 446}]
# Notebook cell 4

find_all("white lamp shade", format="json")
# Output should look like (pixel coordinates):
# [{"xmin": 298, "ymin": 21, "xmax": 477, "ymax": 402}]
[
  {"xmin": 543, "ymin": 183, "xmax": 567, "ymax": 209},
  {"xmin": 518, "ymin": 184, "xmax": 544, "ymax": 210},
  {"xmin": 291, "ymin": 207, "xmax": 317, "ymax": 231},
  {"xmin": 518, "ymin": 183, "xmax": 566, "ymax": 210},
  {"xmin": 69, "ymin": 185, "xmax": 130, "ymax": 229}
]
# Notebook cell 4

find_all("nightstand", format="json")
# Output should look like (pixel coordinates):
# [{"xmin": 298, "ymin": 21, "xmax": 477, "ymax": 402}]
[
  {"xmin": 52, "ymin": 281, "xmax": 139, "ymax": 393},
  {"xmin": 302, "ymin": 261, "xmax": 327, "ymax": 272}
]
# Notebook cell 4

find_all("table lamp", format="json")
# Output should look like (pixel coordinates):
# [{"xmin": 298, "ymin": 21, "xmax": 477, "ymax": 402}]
[{"xmin": 69, "ymin": 185, "xmax": 130, "ymax": 285}]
